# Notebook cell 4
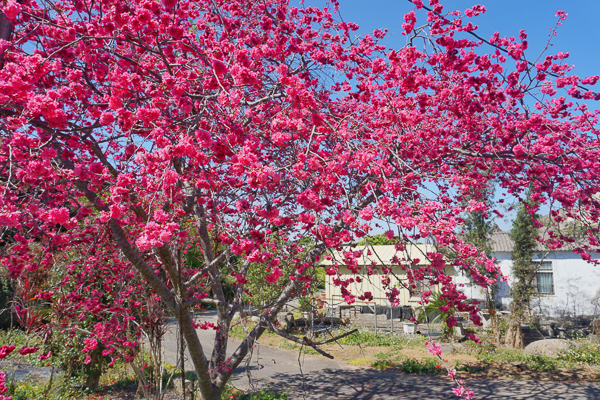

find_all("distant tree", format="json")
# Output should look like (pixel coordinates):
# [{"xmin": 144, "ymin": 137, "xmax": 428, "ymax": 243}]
[
  {"xmin": 243, "ymin": 235, "xmax": 323, "ymax": 308},
  {"xmin": 462, "ymin": 188, "xmax": 500, "ymax": 342},
  {"xmin": 357, "ymin": 233, "xmax": 398, "ymax": 246},
  {"xmin": 463, "ymin": 210, "xmax": 494, "ymax": 256},
  {"xmin": 507, "ymin": 196, "xmax": 540, "ymax": 348}
]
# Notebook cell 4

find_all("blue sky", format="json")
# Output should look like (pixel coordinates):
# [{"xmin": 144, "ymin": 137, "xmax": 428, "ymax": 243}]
[
  {"xmin": 297, "ymin": 1, "xmax": 600, "ymax": 231},
  {"xmin": 327, "ymin": 0, "xmax": 600, "ymax": 81}
]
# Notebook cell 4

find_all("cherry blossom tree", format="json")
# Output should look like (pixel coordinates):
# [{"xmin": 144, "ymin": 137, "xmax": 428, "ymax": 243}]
[{"xmin": 1, "ymin": 0, "xmax": 600, "ymax": 398}]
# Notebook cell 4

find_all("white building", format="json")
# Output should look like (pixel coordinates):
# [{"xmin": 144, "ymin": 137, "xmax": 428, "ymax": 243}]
[
  {"xmin": 457, "ymin": 231, "xmax": 600, "ymax": 318},
  {"xmin": 321, "ymin": 230, "xmax": 600, "ymax": 318}
]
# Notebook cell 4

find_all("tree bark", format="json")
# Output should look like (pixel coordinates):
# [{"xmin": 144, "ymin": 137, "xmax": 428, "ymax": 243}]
[
  {"xmin": 85, "ymin": 348, "xmax": 103, "ymax": 391},
  {"xmin": 505, "ymin": 321, "xmax": 524, "ymax": 349},
  {"xmin": 0, "ymin": 13, "xmax": 13, "ymax": 41},
  {"xmin": 0, "ymin": 12, "xmax": 14, "ymax": 68},
  {"xmin": 485, "ymin": 288, "xmax": 501, "ymax": 345}
]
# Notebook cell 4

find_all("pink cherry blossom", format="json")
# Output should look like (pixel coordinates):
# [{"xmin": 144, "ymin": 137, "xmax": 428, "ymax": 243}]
[{"xmin": 1, "ymin": 1, "xmax": 599, "ymax": 399}]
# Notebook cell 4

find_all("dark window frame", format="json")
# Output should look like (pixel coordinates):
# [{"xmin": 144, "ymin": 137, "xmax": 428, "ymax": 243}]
[{"xmin": 533, "ymin": 261, "xmax": 554, "ymax": 295}]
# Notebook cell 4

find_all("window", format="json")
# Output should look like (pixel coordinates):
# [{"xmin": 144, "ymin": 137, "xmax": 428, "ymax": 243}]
[{"xmin": 533, "ymin": 261, "xmax": 554, "ymax": 295}]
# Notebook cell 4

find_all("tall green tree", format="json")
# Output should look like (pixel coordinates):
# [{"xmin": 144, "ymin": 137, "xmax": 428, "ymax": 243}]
[{"xmin": 506, "ymin": 196, "xmax": 539, "ymax": 348}]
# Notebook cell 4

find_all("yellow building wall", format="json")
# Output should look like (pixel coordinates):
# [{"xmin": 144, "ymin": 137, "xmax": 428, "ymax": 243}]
[{"xmin": 325, "ymin": 265, "xmax": 456, "ymax": 307}]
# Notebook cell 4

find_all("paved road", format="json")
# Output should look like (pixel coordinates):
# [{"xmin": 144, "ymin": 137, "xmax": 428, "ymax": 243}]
[{"xmin": 160, "ymin": 312, "xmax": 600, "ymax": 399}]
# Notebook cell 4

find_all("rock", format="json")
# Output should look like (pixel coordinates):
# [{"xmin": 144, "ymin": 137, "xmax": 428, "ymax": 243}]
[
  {"xmin": 251, "ymin": 316, "xmax": 260, "ymax": 323},
  {"xmin": 523, "ymin": 339, "xmax": 579, "ymax": 358},
  {"xmin": 276, "ymin": 312, "xmax": 294, "ymax": 330}
]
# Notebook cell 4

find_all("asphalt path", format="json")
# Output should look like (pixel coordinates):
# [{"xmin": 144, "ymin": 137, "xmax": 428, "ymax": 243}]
[{"xmin": 161, "ymin": 312, "xmax": 600, "ymax": 399}]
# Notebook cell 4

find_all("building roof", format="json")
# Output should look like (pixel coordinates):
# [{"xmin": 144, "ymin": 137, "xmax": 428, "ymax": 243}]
[
  {"xmin": 490, "ymin": 231, "xmax": 515, "ymax": 253},
  {"xmin": 320, "ymin": 228, "xmax": 594, "ymax": 266},
  {"xmin": 320, "ymin": 244, "xmax": 436, "ymax": 266},
  {"xmin": 489, "ymin": 229, "xmax": 596, "ymax": 253}
]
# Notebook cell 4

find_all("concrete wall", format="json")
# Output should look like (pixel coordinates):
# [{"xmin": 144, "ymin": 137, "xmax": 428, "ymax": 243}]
[{"xmin": 457, "ymin": 251, "xmax": 600, "ymax": 318}]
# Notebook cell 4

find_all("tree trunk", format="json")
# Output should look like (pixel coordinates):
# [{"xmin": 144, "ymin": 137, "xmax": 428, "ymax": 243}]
[
  {"xmin": 485, "ymin": 288, "xmax": 501, "ymax": 345},
  {"xmin": 505, "ymin": 321, "xmax": 524, "ymax": 349},
  {"xmin": 86, "ymin": 374, "xmax": 100, "ymax": 392},
  {"xmin": 85, "ymin": 348, "xmax": 103, "ymax": 391},
  {"xmin": 491, "ymin": 313, "xmax": 501, "ymax": 345}
]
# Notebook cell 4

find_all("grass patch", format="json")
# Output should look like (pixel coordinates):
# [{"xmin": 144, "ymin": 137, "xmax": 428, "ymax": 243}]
[
  {"xmin": 527, "ymin": 354, "xmax": 559, "ymax": 372},
  {"xmin": 222, "ymin": 386, "xmax": 288, "ymax": 399},
  {"xmin": 370, "ymin": 347, "xmax": 407, "ymax": 362},
  {"xmin": 558, "ymin": 343, "xmax": 600, "ymax": 365},
  {"xmin": 467, "ymin": 344, "xmax": 563, "ymax": 371},
  {"xmin": 400, "ymin": 358, "xmax": 444, "ymax": 375},
  {"xmin": 0, "ymin": 329, "xmax": 45, "ymax": 365},
  {"xmin": 229, "ymin": 321, "xmax": 259, "ymax": 340},
  {"xmin": 278, "ymin": 341, "xmax": 298, "ymax": 350},
  {"xmin": 333, "ymin": 329, "xmax": 426, "ymax": 347},
  {"xmin": 276, "ymin": 340, "xmax": 319, "ymax": 355}
]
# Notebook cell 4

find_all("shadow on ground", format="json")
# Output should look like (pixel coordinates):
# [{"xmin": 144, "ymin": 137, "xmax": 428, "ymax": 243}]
[{"xmin": 235, "ymin": 367, "xmax": 600, "ymax": 399}]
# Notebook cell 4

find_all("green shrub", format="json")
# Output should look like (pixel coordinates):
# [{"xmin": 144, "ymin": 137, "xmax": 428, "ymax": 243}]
[
  {"xmin": 399, "ymin": 358, "xmax": 444, "ymax": 375},
  {"xmin": 0, "ymin": 329, "xmax": 37, "ymax": 352},
  {"xmin": 526, "ymin": 354, "xmax": 558, "ymax": 372},
  {"xmin": 371, "ymin": 360, "xmax": 395, "ymax": 370},
  {"xmin": 4, "ymin": 375, "xmax": 85, "ymax": 400}
]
